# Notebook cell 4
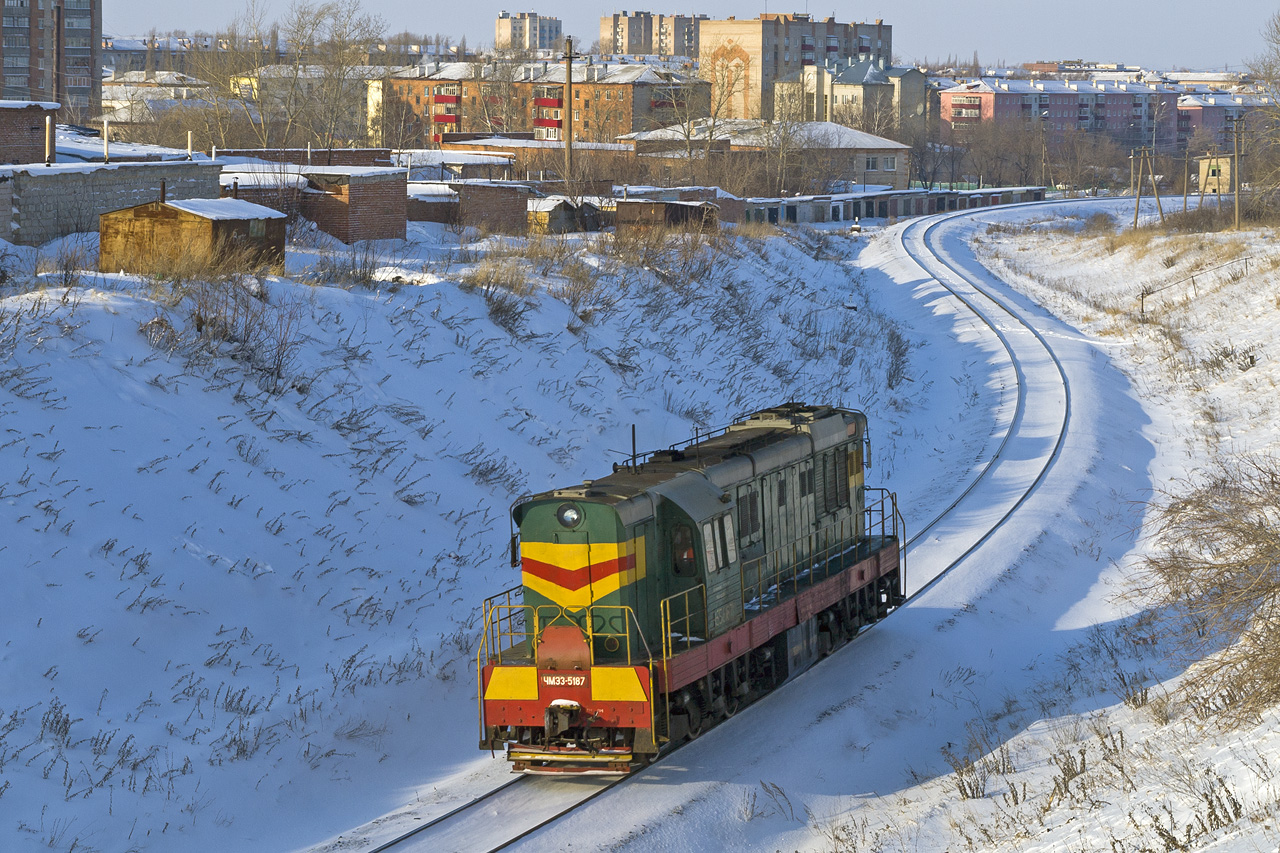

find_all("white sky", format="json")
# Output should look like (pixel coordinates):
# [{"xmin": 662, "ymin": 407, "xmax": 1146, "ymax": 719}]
[{"xmin": 104, "ymin": 0, "xmax": 1271, "ymax": 72}]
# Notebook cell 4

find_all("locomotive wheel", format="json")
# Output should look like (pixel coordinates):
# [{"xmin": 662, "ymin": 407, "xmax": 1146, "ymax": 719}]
[{"xmin": 675, "ymin": 691, "xmax": 704, "ymax": 740}]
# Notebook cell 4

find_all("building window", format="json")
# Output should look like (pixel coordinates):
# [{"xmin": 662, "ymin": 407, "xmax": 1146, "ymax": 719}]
[
  {"xmin": 865, "ymin": 156, "xmax": 878, "ymax": 171},
  {"xmin": 883, "ymin": 155, "xmax": 896, "ymax": 171}
]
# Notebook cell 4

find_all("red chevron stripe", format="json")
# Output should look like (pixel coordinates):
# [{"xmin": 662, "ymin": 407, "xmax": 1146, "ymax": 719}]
[{"xmin": 523, "ymin": 554, "xmax": 636, "ymax": 592}]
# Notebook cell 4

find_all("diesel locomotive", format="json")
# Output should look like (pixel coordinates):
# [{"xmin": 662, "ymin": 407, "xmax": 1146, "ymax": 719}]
[{"xmin": 477, "ymin": 403, "xmax": 904, "ymax": 773}]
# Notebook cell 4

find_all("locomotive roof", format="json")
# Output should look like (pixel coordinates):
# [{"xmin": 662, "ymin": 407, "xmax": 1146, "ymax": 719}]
[{"xmin": 516, "ymin": 404, "xmax": 865, "ymax": 527}]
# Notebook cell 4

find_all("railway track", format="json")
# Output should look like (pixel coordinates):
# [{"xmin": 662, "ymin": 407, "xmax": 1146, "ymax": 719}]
[{"xmin": 363, "ymin": 199, "xmax": 1099, "ymax": 853}]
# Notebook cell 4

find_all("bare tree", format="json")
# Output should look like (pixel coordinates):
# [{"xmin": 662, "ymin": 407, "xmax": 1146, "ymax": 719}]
[{"xmin": 1246, "ymin": 11, "xmax": 1280, "ymax": 209}]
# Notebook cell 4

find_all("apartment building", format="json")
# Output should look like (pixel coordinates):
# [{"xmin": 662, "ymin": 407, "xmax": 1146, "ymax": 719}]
[
  {"xmin": 776, "ymin": 58, "xmax": 933, "ymax": 135},
  {"xmin": 389, "ymin": 60, "xmax": 707, "ymax": 145},
  {"xmin": 495, "ymin": 12, "xmax": 562, "ymax": 52},
  {"xmin": 940, "ymin": 78, "xmax": 1181, "ymax": 151},
  {"xmin": 600, "ymin": 11, "xmax": 707, "ymax": 57},
  {"xmin": 698, "ymin": 13, "xmax": 892, "ymax": 119},
  {"xmin": 3, "ymin": 0, "xmax": 100, "ymax": 114}
]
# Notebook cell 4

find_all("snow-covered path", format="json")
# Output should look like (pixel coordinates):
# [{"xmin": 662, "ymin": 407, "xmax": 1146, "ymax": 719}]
[{"xmin": 504, "ymin": 201, "xmax": 1161, "ymax": 852}]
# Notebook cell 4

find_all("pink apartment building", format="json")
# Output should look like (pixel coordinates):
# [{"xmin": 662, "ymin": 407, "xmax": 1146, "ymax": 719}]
[{"xmin": 942, "ymin": 78, "xmax": 1181, "ymax": 151}]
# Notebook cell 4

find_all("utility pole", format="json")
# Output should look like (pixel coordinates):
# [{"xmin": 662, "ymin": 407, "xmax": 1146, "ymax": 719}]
[
  {"xmin": 1147, "ymin": 147, "xmax": 1165, "ymax": 224},
  {"xmin": 563, "ymin": 36, "xmax": 573, "ymax": 188},
  {"xmin": 1228, "ymin": 114, "xmax": 1242, "ymax": 230},
  {"xmin": 1132, "ymin": 148, "xmax": 1144, "ymax": 228},
  {"xmin": 1182, "ymin": 148, "xmax": 1189, "ymax": 213}
]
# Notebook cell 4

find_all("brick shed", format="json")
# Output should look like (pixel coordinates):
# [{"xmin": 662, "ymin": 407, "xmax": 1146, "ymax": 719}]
[
  {"xmin": 219, "ymin": 168, "xmax": 308, "ymax": 219},
  {"xmin": 406, "ymin": 182, "xmax": 458, "ymax": 224},
  {"xmin": 0, "ymin": 101, "xmax": 59, "ymax": 165},
  {"xmin": 451, "ymin": 181, "xmax": 531, "ymax": 234},
  {"xmin": 298, "ymin": 166, "xmax": 406, "ymax": 243},
  {"xmin": 615, "ymin": 199, "xmax": 718, "ymax": 234},
  {"xmin": 99, "ymin": 198, "xmax": 286, "ymax": 274}
]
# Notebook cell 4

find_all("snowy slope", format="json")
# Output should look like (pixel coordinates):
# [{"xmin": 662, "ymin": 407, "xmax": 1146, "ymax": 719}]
[
  {"xmin": 1, "ymin": 222, "xmax": 987, "ymax": 852},
  {"xmin": 6, "ymin": 200, "xmax": 1279, "ymax": 853}
]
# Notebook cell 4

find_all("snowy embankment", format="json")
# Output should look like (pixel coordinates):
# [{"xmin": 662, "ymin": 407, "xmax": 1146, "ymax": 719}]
[
  {"xmin": 7, "ymin": 202, "xmax": 1279, "ymax": 853},
  {"xmin": 500, "ymin": 201, "xmax": 1280, "ymax": 853},
  {"xmin": 1, "ymin": 223, "xmax": 988, "ymax": 852}
]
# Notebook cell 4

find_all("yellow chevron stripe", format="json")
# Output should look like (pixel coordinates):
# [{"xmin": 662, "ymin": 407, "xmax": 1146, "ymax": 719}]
[
  {"xmin": 525, "ymin": 571, "xmax": 626, "ymax": 609},
  {"xmin": 522, "ymin": 537, "xmax": 647, "ymax": 610},
  {"xmin": 522, "ymin": 539, "xmax": 628, "ymax": 572}
]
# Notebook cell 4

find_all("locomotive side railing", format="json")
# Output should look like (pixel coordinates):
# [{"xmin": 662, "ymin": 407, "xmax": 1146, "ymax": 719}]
[
  {"xmin": 739, "ymin": 490, "xmax": 903, "ymax": 613},
  {"xmin": 659, "ymin": 584, "xmax": 708, "ymax": 666}
]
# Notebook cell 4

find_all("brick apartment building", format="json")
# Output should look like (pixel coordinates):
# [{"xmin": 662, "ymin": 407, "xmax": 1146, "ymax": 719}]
[
  {"xmin": 3, "ymin": 0, "xmax": 100, "ymax": 115},
  {"xmin": 495, "ymin": 12, "xmax": 562, "ymax": 51},
  {"xmin": 600, "ymin": 12, "xmax": 707, "ymax": 57},
  {"xmin": 388, "ymin": 60, "xmax": 707, "ymax": 145},
  {"xmin": 940, "ymin": 78, "xmax": 1181, "ymax": 151},
  {"xmin": 698, "ymin": 14, "xmax": 892, "ymax": 120}
]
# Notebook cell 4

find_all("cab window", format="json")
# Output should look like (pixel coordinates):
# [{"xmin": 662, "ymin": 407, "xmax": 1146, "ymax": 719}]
[{"xmin": 672, "ymin": 524, "xmax": 697, "ymax": 576}]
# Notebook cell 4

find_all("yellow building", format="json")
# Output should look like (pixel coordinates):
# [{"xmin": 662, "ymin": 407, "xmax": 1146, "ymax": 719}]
[{"xmin": 697, "ymin": 13, "xmax": 891, "ymax": 119}]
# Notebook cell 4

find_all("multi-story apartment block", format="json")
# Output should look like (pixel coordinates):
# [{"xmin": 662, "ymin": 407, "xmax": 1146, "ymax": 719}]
[
  {"xmin": 1177, "ymin": 91, "xmax": 1271, "ymax": 149},
  {"xmin": 3, "ymin": 0, "xmax": 101, "ymax": 114},
  {"xmin": 599, "ymin": 12, "xmax": 707, "ymax": 57},
  {"xmin": 389, "ymin": 60, "xmax": 707, "ymax": 145},
  {"xmin": 698, "ymin": 14, "xmax": 891, "ymax": 119},
  {"xmin": 940, "ymin": 78, "xmax": 1181, "ymax": 151},
  {"xmin": 495, "ymin": 12, "xmax": 562, "ymax": 52},
  {"xmin": 776, "ymin": 58, "xmax": 933, "ymax": 136}
]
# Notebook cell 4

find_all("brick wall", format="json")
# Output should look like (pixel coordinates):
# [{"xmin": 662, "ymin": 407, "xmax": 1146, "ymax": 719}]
[
  {"xmin": 407, "ymin": 197, "xmax": 457, "ymax": 224},
  {"xmin": 1, "ymin": 161, "xmax": 220, "ymax": 245},
  {"xmin": 299, "ymin": 172, "xmax": 407, "ymax": 243},
  {"xmin": 454, "ymin": 183, "xmax": 528, "ymax": 234},
  {"xmin": 218, "ymin": 149, "xmax": 393, "ymax": 167},
  {"xmin": 223, "ymin": 185, "xmax": 303, "ymax": 219},
  {"xmin": 0, "ymin": 104, "xmax": 58, "ymax": 166}
]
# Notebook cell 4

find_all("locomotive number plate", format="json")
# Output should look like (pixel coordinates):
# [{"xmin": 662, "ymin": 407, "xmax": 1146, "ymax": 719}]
[{"xmin": 541, "ymin": 674, "xmax": 587, "ymax": 687}]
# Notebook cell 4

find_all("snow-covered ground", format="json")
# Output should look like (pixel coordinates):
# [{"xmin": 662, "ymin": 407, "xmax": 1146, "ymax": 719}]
[{"xmin": 2, "ymin": 200, "xmax": 1276, "ymax": 852}]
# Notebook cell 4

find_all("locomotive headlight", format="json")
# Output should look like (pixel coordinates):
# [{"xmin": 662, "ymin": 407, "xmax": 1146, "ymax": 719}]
[{"xmin": 556, "ymin": 503, "xmax": 583, "ymax": 528}]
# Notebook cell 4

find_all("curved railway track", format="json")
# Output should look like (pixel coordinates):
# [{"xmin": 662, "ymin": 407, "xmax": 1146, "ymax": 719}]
[{"xmin": 364, "ymin": 199, "xmax": 1095, "ymax": 853}]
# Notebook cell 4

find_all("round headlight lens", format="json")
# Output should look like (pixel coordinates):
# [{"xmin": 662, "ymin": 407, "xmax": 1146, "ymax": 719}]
[{"xmin": 556, "ymin": 503, "xmax": 583, "ymax": 528}]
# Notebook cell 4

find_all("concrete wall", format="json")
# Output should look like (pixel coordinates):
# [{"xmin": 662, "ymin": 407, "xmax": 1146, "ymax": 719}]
[{"xmin": 0, "ymin": 161, "xmax": 220, "ymax": 245}]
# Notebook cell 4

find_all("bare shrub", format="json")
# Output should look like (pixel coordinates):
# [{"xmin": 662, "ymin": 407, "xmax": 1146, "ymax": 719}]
[
  {"xmin": 459, "ymin": 257, "xmax": 533, "ymax": 297},
  {"xmin": 306, "ymin": 241, "xmax": 386, "ymax": 288},
  {"xmin": 188, "ymin": 280, "xmax": 306, "ymax": 392},
  {"xmin": 1133, "ymin": 455, "xmax": 1280, "ymax": 726}
]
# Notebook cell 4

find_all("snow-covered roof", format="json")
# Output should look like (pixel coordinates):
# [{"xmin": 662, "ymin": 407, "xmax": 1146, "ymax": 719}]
[
  {"xmin": 104, "ymin": 70, "xmax": 208, "ymax": 87},
  {"xmin": 392, "ymin": 60, "xmax": 696, "ymax": 86},
  {"xmin": 393, "ymin": 150, "xmax": 514, "ymax": 166},
  {"xmin": 621, "ymin": 119, "xmax": 908, "ymax": 151},
  {"xmin": 0, "ymin": 99, "xmax": 59, "ymax": 110},
  {"xmin": 219, "ymin": 171, "xmax": 309, "ymax": 190},
  {"xmin": 407, "ymin": 182, "xmax": 459, "ymax": 199},
  {"xmin": 219, "ymin": 162, "xmax": 404, "ymax": 179},
  {"xmin": 454, "ymin": 137, "xmax": 631, "ymax": 152},
  {"xmin": 164, "ymin": 197, "xmax": 287, "ymax": 220}
]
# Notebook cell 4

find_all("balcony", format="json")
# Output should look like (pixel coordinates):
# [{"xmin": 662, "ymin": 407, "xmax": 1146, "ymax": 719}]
[
  {"xmin": 433, "ymin": 94, "xmax": 459, "ymax": 105},
  {"xmin": 533, "ymin": 117, "xmax": 562, "ymax": 128},
  {"xmin": 534, "ymin": 96, "xmax": 562, "ymax": 108},
  {"xmin": 432, "ymin": 114, "xmax": 458, "ymax": 123}
]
